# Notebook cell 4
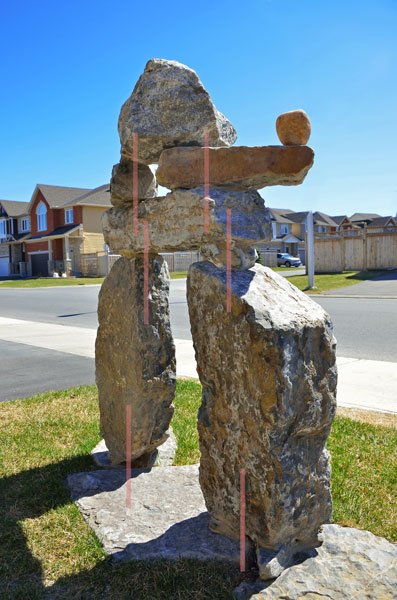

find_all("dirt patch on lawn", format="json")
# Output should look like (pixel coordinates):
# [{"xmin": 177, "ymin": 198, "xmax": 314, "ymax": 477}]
[{"xmin": 337, "ymin": 407, "xmax": 397, "ymax": 429}]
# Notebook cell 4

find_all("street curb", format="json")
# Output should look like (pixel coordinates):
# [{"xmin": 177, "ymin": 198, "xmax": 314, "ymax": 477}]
[{"xmin": 308, "ymin": 294, "xmax": 397, "ymax": 299}]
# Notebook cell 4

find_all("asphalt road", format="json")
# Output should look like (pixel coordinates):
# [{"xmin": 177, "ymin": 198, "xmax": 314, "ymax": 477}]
[{"xmin": 0, "ymin": 277, "xmax": 396, "ymax": 401}]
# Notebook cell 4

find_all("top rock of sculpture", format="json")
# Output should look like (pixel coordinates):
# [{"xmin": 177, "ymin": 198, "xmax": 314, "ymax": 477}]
[{"xmin": 118, "ymin": 59, "xmax": 237, "ymax": 164}]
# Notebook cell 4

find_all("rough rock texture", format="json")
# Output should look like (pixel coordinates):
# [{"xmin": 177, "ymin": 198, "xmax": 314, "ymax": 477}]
[
  {"xmin": 96, "ymin": 256, "xmax": 176, "ymax": 465},
  {"xmin": 200, "ymin": 243, "xmax": 258, "ymax": 269},
  {"xmin": 91, "ymin": 428, "xmax": 177, "ymax": 469},
  {"xmin": 110, "ymin": 158, "xmax": 157, "ymax": 207},
  {"xmin": 118, "ymin": 58, "xmax": 237, "ymax": 164},
  {"xmin": 235, "ymin": 524, "xmax": 397, "ymax": 599},
  {"xmin": 67, "ymin": 465, "xmax": 252, "ymax": 564},
  {"xmin": 103, "ymin": 187, "xmax": 271, "ymax": 257},
  {"xmin": 187, "ymin": 263, "xmax": 337, "ymax": 558},
  {"xmin": 276, "ymin": 109, "xmax": 311, "ymax": 146},
  {"xmin": 157, "ymin": 145, "xmax": 314, "ymax": 190}
]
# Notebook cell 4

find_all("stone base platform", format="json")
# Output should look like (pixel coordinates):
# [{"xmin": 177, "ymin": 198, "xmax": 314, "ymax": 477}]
[
  {"xmin": 67, "ymin": 465, "xmax": 397, "ymax": 599},
  {"xmin": 67, "ymin": 464, "xmax": 248, "ymax": 563}
]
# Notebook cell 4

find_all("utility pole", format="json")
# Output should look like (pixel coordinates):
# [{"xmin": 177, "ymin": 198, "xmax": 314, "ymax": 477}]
[{"xmin": 306, "ymin": 211, "xmax": 315, "ymax": 289}]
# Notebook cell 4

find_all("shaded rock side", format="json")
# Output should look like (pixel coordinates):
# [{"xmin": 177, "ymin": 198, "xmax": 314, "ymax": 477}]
[
  {"xmin": 103, "ymin": 187, "xmax": 271, "ymax": 256},
  {"xmin": 91, "ymin": 427, "xmax": 177, "ymax": 469},
  {"xmin": 118, "ymin": 58, "xmax": 237, "ymax": 164},
  {"xmin": 157, "ymin": 145, "xmax": 314, "ymax": 190},
  {"xmin": 243, "ymin": 524, "xmax": 397, "ymax": 600},
  {"xmin": 96, "ymin": 256, "xmax": 176, "ymax": 465},
  {"xmin": 187, "ymin": 262, "xmax": 337, "ymax": 552},
  {"xmin": 110, "ymin": 158, "xmax": 157, "ymax": 207}
]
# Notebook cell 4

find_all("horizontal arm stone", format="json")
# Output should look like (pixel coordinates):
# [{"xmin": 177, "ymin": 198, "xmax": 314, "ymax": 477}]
[{"xmin": 157, "ymin": 145, "xmax": 314, "ymax": 190}]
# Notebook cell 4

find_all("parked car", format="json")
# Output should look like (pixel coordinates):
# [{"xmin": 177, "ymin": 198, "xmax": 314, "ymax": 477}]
[{"xmin": 277, "ymin": 252, "xmax": 302, "ymax": 267}]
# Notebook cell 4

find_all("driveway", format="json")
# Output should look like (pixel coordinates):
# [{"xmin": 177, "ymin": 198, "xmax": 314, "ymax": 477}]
[{"xmin": 0, "ymin": 279, "xmax": 396, "ymax": 411}]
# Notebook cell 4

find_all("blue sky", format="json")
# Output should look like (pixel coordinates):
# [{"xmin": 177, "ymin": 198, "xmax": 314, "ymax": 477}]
[{"xmin": 1, "ymin": 0, "xmax": 396, "ymax": 216}]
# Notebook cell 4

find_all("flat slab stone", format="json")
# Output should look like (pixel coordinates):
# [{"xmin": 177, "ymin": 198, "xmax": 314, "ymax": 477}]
[
  {"xmin": 234, "ymin": 524, "xmax": 397, "ymax": 599},
  {"xmin": 67, "ymin": 464, "xmax": 246, "ymax": 563},
  {"xmin": 156, "ymin": 145, "xmax": 314, "ymax": 190}
]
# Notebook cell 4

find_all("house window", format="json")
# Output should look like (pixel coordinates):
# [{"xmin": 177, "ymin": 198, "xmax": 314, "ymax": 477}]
[
  {"xmin": 0, "ymin": 219, "xmax": 7, "ymax": 239},
  {"xmin": 271, "ymin": 222, "xmax": 277, "ymax": 239},
  {"xmin": 280, "ymin": 224, "xmax": 289, "ymax": 235},
  {"xmin": 20, "ymin": 217, "xmax": 30, "ymax": 232},
  {"xmin": 65, "ymin": 208, "xmax": 74, "ymax": 224},
  {"xmin": 36, "ymin": 202, "xmax": 47, "ymax": 231},
  {"xmin": 317, "ymin": 225, "xmax": 327, "ymax": 233}
]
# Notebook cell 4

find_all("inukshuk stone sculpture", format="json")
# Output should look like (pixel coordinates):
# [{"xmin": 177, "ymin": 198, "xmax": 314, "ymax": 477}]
[{"xmin": 97, "ymin": 58, "xmax": 337, "ymax": 580}]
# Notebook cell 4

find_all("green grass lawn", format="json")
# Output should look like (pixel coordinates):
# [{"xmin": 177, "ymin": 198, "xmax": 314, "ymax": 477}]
[
  {"xmin": 284, "ymin": 270, "xmax": 382, "ymax": 293},
  {"xmin": 0, "ymin": 269, "xmax": 388, "ymax": 292},
  {"xmin": 0, "ymin": 381, "xmax": 395, "ymax": 598},
  {"xmin": 271, "ymin": 266, "xmax": 302, "ymax": 272},
  {"xmin": 0, "ymin": 277, "xmax": 106, "ymax": 288},
  {"xmin": 0, "ymin": 271, "xmax": 187, "ymax": 288}
]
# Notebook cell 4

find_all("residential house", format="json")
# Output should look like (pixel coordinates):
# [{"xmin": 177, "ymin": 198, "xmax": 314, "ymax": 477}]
[
  {"xmin": 365, "ymin": 216, "xmax": 396, "ymax": 233},
  {"xmin": 349, "ymin": 213, "xmax": 396, "ymax": 233},
  {"xmin": 7, "ymin": 183, "xmax": 111, "ymax": 277},
  {"xmin": 0, "ymin": 200, "xmax": 30, "ymax": 276},
  {"xmin": 261, "ymin": 209, "xmax": 339, "ymax": 263},
  {"xmin": 349, "ymin": 213, "xmax": 382, "ymax": 226},
  {"xmin": 330, "ymin": 215, "xmax": 356, "ymax": 233},
  {"xmin": 261, "ymin": 208, "xmax": 305, "ymax": 259}
]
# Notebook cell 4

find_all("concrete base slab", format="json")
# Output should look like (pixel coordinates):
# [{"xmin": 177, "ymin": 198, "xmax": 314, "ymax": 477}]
[{"xmin": 67, "ymin": 464, "xmax": 247, "ymax": 563}]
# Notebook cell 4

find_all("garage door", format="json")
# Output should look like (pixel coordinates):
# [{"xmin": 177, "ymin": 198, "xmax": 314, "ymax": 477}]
[
  {"xmin": 31, "ymin": 253, "xmax": 49, "ymax": 277},
  {"xmin": 0, "ymin": 256, "xmax": 9, "ymax": 276}
]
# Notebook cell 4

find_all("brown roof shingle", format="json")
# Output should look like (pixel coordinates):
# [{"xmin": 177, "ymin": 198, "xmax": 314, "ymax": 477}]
[
  {"xmin": 0, "ymin": 199, "xmax": 30, "ymax": 217},
  {"xmin": 35, "ymin": 184, "xmax": 91, "ymax": 208},
  {"xmin": 62, "ymin": 184, "xmax": 111, "ymax": 208}
]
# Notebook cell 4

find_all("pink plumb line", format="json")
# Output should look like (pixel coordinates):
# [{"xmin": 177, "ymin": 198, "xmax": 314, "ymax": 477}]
[
  {"xmin": 203, "ymin": 131, "xmax": 210, "ymax": 234},
  {"xmin": 133, "ymin": 132, "xmax": 139, "ymax": 236},
  {"xmin": 125, "ymin": 404, "xmax": 132, "ymax": 508},
  {"xmin": 226, "ymin": 208, "xmax": 232, "ymax": 313},
  {"xmin": 240, "ymin": 467, "xmax": 246, "ymax": 572},
  {"xmin": 143, "ymin": 220, "xmax": 149, "ymax": 325}
]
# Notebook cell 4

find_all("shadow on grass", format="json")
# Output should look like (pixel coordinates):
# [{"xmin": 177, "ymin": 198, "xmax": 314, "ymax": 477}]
[
  {"xmin": 0, "ymin": 454, "xmax": 241, "ymax": 599},
  {"xmin": 344, "ymin": 270, "xmax": 395, "ymax": 281}
]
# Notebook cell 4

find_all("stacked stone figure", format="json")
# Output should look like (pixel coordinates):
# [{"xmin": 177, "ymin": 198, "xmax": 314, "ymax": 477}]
[{"xmin": 96, "ymin": 58, "xmax": 337, "ymax": 579}]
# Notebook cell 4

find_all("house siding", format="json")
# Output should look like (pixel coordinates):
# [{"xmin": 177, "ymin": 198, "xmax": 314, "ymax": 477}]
[
  {"xmin": 27, "ymin": 241, "xmax": 49, "ymax": 253},
  {"xmin": 82, "ymin": 206, "xmax": 107, "ymax": 233},
  {"xmin": 82, "ymin": 232, "xmax": 105, "ymax": 254},
  {"xmin": 30, "ymin": 191, "xmax": 53, "ymax": 236}
]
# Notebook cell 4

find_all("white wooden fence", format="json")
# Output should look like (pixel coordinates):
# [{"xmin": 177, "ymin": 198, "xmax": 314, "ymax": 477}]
[
  {"xmin": 314, "ymin": 230, "xmax": 397, "ymax": 272},
  {"xmin": 79, "ymin": 251, "xmax": 202, "ymax": 277}
]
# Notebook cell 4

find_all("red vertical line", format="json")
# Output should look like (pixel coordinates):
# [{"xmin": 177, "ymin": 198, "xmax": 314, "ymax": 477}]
[
  {"xmin": 133, "ymin": 132, "xmax": 139, "ymax": 235},
  {"xmin": 203, "ymin": 131, "xmax": 210, "ymax": 234},
  {"xmin": 125, "ymin": 404, "xmax": 132, "ymax": 508},
  {"xmin": 240, "ymin": 467, "xmax": 246, "ymax": 572},
  {"xmin": 143, "ymin": 220, "xmax": 149, "ymax": 325},
  {"xmin": 226, "ymin": 208, "xmax": 232, "ymax": 312}
]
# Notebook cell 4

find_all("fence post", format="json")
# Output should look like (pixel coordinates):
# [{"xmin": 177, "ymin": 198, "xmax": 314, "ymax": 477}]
[
  {"xmin": 104, "ymin": 251, "xmax": 109, "ymax": 276},
  {"xmin": 341, "ymin": 231, "xmax": 346, "ymax": 271},
  {"xmin": 306, "ymin": 212, "xmax": 315, "ymax": 289},
  {"xmin": 363, "ymin": 225, "xmax": 368, "ymax": 271}
]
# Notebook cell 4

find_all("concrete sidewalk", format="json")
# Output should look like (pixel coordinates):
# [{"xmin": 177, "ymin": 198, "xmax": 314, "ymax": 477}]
[{"xmin": 0, "ymin": 316, "xmax": 396, "ymax": 413}]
